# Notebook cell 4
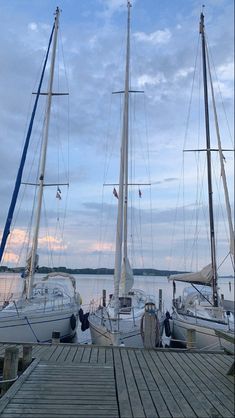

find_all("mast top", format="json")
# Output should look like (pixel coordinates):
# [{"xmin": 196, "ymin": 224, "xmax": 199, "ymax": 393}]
[
  {"xmin": 199, "ymin": 6, "xmax": 205, "ymax": 34},
  {"xmin": 127, "ymin": 1, "xmax": 132, "ymax": 8},
  {"xmin": 54, "ymin": 6, "xmax": 61, "ymax": 18}
]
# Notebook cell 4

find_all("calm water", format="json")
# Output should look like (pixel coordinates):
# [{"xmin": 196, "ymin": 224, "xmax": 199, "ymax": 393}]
[
  {"xmin": 0, "ymin": 273, "xmax": 233, "ymax": 343},
  {"xmin": 0, "ymin": 272, "xmax": 233, "ymax": 307}
]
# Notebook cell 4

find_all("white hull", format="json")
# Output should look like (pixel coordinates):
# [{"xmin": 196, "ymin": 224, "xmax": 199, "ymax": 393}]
[
  {"xmin": 89, "ymin": 313, "xmax": 143, "ymax": 347},
  {"xmin": 172, "ymin": 313, "xmax": 234, "ymax": 352},
  {"xmin": 0, "ymin": 304, "xmax": 79, "ymax": 343}
]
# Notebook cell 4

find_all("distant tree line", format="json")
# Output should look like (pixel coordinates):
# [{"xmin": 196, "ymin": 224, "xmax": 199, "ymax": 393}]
[{"xmin": 0, "ymin": 265, "xmax": 185, "ymax": 276}]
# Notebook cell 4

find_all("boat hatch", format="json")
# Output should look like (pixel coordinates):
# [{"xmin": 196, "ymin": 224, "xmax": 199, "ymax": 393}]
[{"xmin": 119, "ymin": 297, "xmax": 132, "ymax": 313}]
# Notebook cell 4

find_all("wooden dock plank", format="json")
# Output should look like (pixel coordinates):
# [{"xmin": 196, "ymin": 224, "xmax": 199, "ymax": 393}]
[
  {"xmin": 97, "ymin": 347, "xmax": 106, "ymax": 363},
  {"xmin": 163, "ymin": 352, "xmax": 211, "ymax": 417},
  {"xmin": 0, "ymin": 343, "xmax": 234, "ymax": 418},
  {"xmin": 181, "ymin": 352, "xmax": 234, "ymax": 417},
  {"xmin": 120, "ymin": 349, "xmax": 145, "ymax": 417},
  {"xmin": 189, "ymin": 353, "xmax": 234, "ymax": 397},
  {"xmin": 105, "ymin": 347, "xmax": 114, "ymax": 365},
  {"xmin": 56, "ymin": 344, "xmax": 73, "ymax": 361},
  {"xmin": 142, "ymin": 350, "xmax": 187, "ymax": 418},
  {"xmin": 193, "ymin": 352, "xmax": 234, "ymax": 391},
  {"xmin": 134, "ymin": 350, "xmax": 172, "ymax": 417},
  {"xmin": 150, "ymin": 351, "xmax": 197, "ymax": 418},
  {"xmin": 128, "ymin": 349, "xmax": 148, "ymax": 391},
  {"xmin": 113, "ymin": 347, "xmax": 132, "ymax": 418},
  {"xmin": 90, "ymin": 346, "xmax": 98, "ymax": 363},
  {"xmin": 65, "ymin": 345, "xmax": 78, "ymax": 362},
  {"xmin": 0, "ymin": 361, "xmax": 119, "ymax": 417},
  {"xmin": 72, "ymin": 346, "xmax": 85, "ymax": 363},
  {"xmin": 80, "ymin": 346, "xmax": 91, "ymax": 362}
]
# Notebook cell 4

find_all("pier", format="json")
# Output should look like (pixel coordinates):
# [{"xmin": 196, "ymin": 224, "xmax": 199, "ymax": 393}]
[{"xmin": 0, "ymin": 342, "xmax": 234, "ymax": 417}]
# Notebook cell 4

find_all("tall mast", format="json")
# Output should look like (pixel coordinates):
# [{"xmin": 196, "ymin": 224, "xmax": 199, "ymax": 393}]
[
  {"xmin": 199, "ymin": 11, "xmax": 218, "ymax": 307},
  {"xmin": 113, "ymin": 1, "xmax": 131, "ymax": 318},
  {"xmin": 123, "ymin": 1, "xmax": 131, "ymax": 288},
  {"xmin": 27, "ymin": 7, "xmax": 60, "ymax": 298}
]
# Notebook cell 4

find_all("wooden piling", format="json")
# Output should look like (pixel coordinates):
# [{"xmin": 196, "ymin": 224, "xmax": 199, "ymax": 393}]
[
  {"xmin": 102, "ymin": 289, "xmax": 106, "ymax": 307},
  {"xmin": 22, "ymin": 345, "xmax": 32, "ymax": 370},
  {"xmin": 2, "ymin": 346, "xmax": 19, "ymax": 395},
  {"xmin": 52, "ymin": 331, "xmax": 60, "ymax": 344},
  {"xmin": 187, "ymin": 328, "xmax": 196, "ymax": 349},
  {"xmin": 158, "ymin": 289, "xmax": 162, "ymax": 312}
]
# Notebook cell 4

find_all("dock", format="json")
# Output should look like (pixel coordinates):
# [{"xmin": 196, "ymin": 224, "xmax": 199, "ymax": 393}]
[{"xmin": 0, "ymin": 342, "xmax": 234, "ymax": 417}]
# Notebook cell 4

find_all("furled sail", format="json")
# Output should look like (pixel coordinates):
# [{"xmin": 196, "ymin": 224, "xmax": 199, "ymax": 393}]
[
  {"xmin": 169, "ymin": 263, "xmax": 213, "ymax": 284},
  {"xmin": 22, "ymin": 251, "xmax": 39, "ymax": 279},
  {"xmin": 120, "ymin": 257, "xmax": 134, "ymax": 295}
]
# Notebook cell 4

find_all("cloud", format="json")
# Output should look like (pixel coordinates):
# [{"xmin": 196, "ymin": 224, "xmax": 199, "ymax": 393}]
[
  {"xmin": 38, "ymin": 236, "xmax": 67, "ymax": 252},
  {"xmin": 217, "ymin": 61, "xmax": 234, "ymax": 81},
  {"xmin": 174, "ymin": 67, "xmax": 194, "ymax": 80},
  {"xmin": 134, "ymin": 29, "xmax": 171, "ymax": 45},
  {"xmin": 28, "ymin": 22, "xmax": 38, "ymax": 31},
  {"xmin": 152, "ymin": 178, "xmax": 178, "ymax": 185},
  {"xmin": 137, "ymin": 73, "xmax": 166, "ymax": 87}
]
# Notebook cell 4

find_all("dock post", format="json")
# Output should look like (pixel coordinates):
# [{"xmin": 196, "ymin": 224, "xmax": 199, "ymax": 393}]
[
  {"xmin": 187, "ymin": 329, "xmax": 196, "ymax": 349},
  {"xmin": 158, "ymin": 289, "xmax": 162, "ymax": 312},
  {"xmin": 52, "ymin": 331, "xmax": 60, "ymax": 344},
  {"xmin": 102, "ymin": 289, "xmax": 106, "ymax": 307},
  {"xmin": 22, "ymin": 344, "xmax": 32, "ymax": 370},
  {"xmin": 2, "ymin": 346, "xmax": 19, "ymax": 395}
]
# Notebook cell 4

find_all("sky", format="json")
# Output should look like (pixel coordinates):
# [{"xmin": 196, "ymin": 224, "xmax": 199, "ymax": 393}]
[{"xmin": 0, "ymin": 0, "xmax": 234, "ymax": 275}]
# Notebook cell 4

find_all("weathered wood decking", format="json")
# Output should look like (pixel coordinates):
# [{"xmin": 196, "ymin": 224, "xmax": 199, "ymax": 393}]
[{"xmin": 0, "ymin": 343, "xmax": 234, "ymax": 417}]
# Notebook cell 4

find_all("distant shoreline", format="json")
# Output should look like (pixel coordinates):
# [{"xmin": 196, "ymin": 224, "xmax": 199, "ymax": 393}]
[
  {"xmin": 0, "ymin": 266, "xmax": 186, "ymax": 277},
  {"xmin": 0, "ymin": 266, "xmax": 233, "ymax": 278}
]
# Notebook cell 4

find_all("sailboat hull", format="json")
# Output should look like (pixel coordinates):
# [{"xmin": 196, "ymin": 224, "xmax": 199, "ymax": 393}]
[
  {"xmin": 172, "ymin": 313, "xmax": 234, "ymax": 352},
  {"xmin": 89, "ymin": 313, "xmax": 144, "ymax": 347},
  {"xmin": 0, "ymin": 305, "xmax": 79, "ymax": 343}
]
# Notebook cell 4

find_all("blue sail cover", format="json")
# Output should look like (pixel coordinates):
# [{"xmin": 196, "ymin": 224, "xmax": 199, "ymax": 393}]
[{"xmin": 0, "ymin": 24, "xmax": 55, "ymax": 263}]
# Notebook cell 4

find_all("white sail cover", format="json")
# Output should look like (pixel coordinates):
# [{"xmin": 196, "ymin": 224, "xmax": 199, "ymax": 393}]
[
  {"xmin": 169, "ymin": 263, "xmax": 213, "ymax": 284},
  {"xmin": 120, "ymin": 257, "xmax": 134, "ymax": 295}
]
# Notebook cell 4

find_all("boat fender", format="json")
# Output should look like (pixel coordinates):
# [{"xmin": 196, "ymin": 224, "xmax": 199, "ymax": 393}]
[
  {"xmin": 70, "ymin": 314, "xmax": 77, "ymax": 330},
  {"xmin": 164, "ymin": 311, "xmax": 171, "ymax": 337},
  {"xmin": 78, "ymin": 308, "xmax": 84, "ymax": 323},
  {"xmin": 81, "ymin": 312, "xmax": 90, "ymax": 332}
]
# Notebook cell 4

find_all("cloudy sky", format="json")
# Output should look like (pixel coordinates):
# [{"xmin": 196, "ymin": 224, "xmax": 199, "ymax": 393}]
[{"xmin": 0, "ymin": 0, "xmax": 234, "ymax": 275}]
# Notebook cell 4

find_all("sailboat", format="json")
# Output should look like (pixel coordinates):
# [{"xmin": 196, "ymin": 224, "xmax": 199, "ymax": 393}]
[
  {"xmin": 168, "ymin": 11, "xmax": 234, "ymax": 351},
  {"xmin": 0, "ymin": 8, "xmax": 81, "ymax": 343},
  {"xmin": 88, "ymin": 2, "xmax": 157, "ymax": 347}
]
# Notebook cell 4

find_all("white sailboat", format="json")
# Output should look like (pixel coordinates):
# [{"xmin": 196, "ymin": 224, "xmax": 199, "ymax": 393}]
[
  {"xmin": 88, "ymin": 1, "xmax": 156, "ymax": 347},
  {"xmin": 0, "ymin": 8, "xmax": 81, "ymax": 343},
  {"xmin": 169, "ymin": 11, "xmax": 234, "ymax": 351}
]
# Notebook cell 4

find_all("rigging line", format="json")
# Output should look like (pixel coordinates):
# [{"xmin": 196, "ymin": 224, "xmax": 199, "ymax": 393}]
[
  {"xmin": 183, "ymin": 34, "xmax": 200, "ymax": 150},
  {"xmin": 103, "ymin": 94, "xmax": 115, "ymax": 188},
  {"xmin": 205, "ymin": 34, "xmax": 233, "ymax": 146},
  {"xmin": 57, "ymin": 188, "xmax": 67, "ymax": 267},
  {"xmin": 0, "ymin": 22, "xmax": 55, "ymax": 264},
  {"xmin": 143, "ymin": 95, "xmax": 154, "ymax": 268},
  {"xmin": 97, "ymin": 185, "xmax": 105, "ymax": 271},
  {"xmin": 58, "ymin": 21, "xmax": 71, "ymax": 185},
  {"xmin": 42, "ymin": 194, "xmax": 54, "ymax": 269},
  {"xmin": 58, "ymin": 186, "xmax": 70, "ymax": 267},
  {"xmin": 59, "ymin": 19, "xmax": 71, "ymax": 188},
  {"xmin": 138, "ymin": 194, "xmax": 144, "ymax": 269},
  {"xmin": 168, "ymin": 163, "xmax": 183, "ymax": 272},
  {"xmin": 2, "ymin": 127, "xmax": 41, "ymax": 273},
  {"xmin": 211, "ymin": 155, "xmax": 231, "ymax": 256}
]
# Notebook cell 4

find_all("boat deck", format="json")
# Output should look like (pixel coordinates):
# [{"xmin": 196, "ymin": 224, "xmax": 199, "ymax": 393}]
[{"xmin": 0, "ymin": 343, "xmax": 234, "ymax": 417}]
